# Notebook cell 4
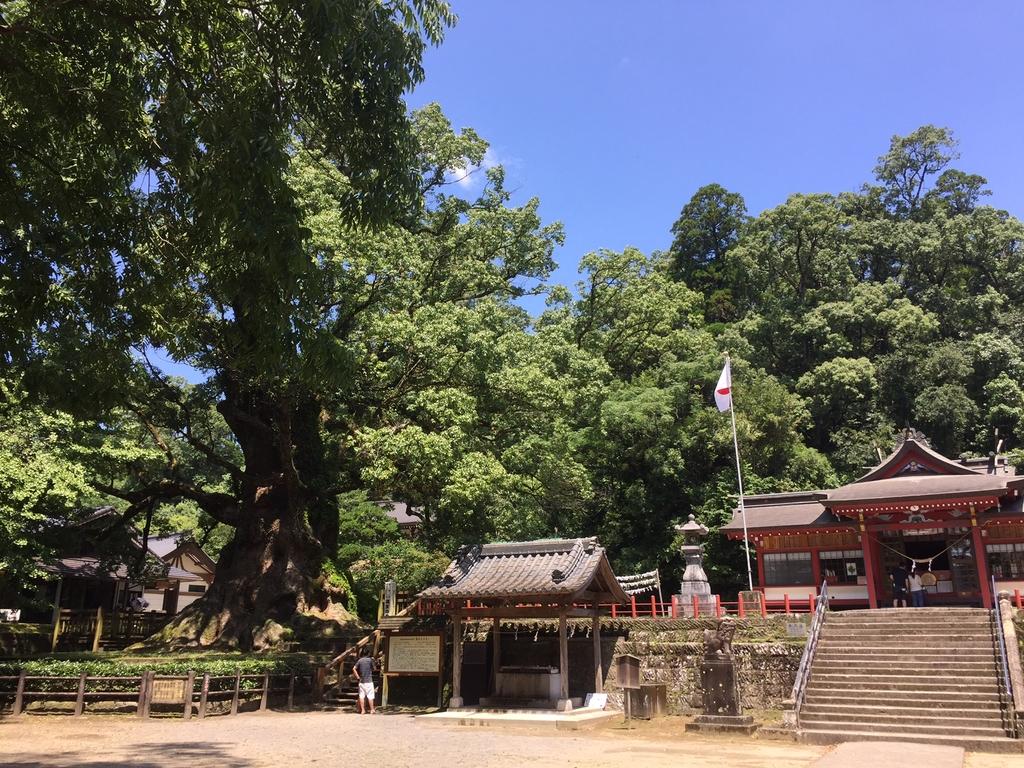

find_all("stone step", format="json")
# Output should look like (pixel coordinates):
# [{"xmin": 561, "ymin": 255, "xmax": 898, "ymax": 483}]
[
  {"xmin": 804, "ymin": 691, "xmax": 1003, "ymax": 708},
  {"xmin": 816, "ymin": 643, "xmax": 995, "ymax": 653},
  {"xmin": 823, "ymin": 626, "xmax": 991, "ymax": 630},
  {"xmin": 807, "ymin": 674, "xmax": 1000, "ymax": 691},
  {"xmin": 813, "ymin": 651, "xmax": 997, "ymax": 662},
  {"xmin": 825, "ymin": 621, "xmax": 992, "ymax": 629},
  {"xmin": 828, "ymin": 612, "xmax": 991, "ymax": 620},
  {"xmin": 798, "ymin": 716, "xmax": 1009, "ymax": 738},
  {"xmin": 824, "ymin": 626, "xmax": 991, "ymax": 635},
  {"xmin": 799, "ymin": 703, "xmax": 1007, "ymax": 727},
  {"xmin": 822, "ymin": 632, "xmax": 994, "ymax": 643},
  {"xmin": 798, "ymin": 728, "xmax": 1023, "ymax": 753},
  {"xmin": 810, "ymin": 664, "xmax": 999, "ymax": 678},
  {"xmin": 811, "ymin": 659, "xmax": 995, "ymax": 671},
  {"xmin": 815, "ymin": 651, "xmax": 995, "ymax": 662}
]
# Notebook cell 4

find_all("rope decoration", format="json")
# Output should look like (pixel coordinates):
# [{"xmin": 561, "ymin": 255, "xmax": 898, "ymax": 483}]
[{"xmin": 865, "ymin": 523, "xmax": 988, "ymax": 572}]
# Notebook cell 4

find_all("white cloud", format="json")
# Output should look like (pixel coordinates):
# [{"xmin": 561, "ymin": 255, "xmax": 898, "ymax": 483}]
[{"xmin": 447, "ymin": 148, "xmax": 501, "ymax": 190}]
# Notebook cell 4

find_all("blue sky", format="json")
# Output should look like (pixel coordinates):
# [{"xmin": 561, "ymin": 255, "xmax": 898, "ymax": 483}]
[
  {"xmin": 157, "ymin": 2, "xmax": 1023, "ymax": 382},
  {"xmin": 408, "ymin": 1, "xmax": 1024, "ymax": 312}
]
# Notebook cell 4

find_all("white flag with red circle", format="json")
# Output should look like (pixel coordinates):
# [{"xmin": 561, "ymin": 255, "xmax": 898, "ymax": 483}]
[{"xmin": 714, "ymin": 359, "xmax": 732, "ymax": 412}]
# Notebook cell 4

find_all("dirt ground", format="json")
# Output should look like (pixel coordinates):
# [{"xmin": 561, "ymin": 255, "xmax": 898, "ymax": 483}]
[{"xmin": 0, "ymin": 711, "xmax": 1020, "ymax": 768}]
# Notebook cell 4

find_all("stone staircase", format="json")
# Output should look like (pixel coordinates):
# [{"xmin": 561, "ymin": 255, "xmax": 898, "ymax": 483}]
[{"xmin": 798, "ymin": 607, "xmax": 1021, "ymax": 753}]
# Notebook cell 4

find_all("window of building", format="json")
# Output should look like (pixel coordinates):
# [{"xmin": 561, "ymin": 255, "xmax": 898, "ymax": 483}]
[
  {"xmin": 818, "ymin": 550, "xmax": 865, "ymax": 584},
  {"xmin": 186, "ymin": 584, "xmax": 207, "ymax": 594},
  {"xmin": 763, "ymin": 552, "xmax": 813, "ymax": 586},
  {"xmin": 987, "ymin": 543, "xmax": 1024, "ymax": 579}
]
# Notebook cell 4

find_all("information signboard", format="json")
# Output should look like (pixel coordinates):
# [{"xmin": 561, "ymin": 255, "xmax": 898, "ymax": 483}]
[
  {"xmin": 387, "ymin": 634, "xmax": 442, "ymax": 674},
  {"xmin": 151, "ymin": 678, "xmax": 187, "ymax": 704}
]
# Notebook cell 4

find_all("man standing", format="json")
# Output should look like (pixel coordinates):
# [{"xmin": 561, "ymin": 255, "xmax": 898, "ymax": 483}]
[
  {"xmin": 352, "ymin": 647, "xmax": 376, "ymax": 714},
  {"xmin": 891, "ymin": 563, "xmax": 910, "ymax": 608}
]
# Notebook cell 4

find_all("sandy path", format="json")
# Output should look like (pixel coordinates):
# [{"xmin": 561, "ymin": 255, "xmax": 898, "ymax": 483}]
[{"xmin": 0, "ymin": 711, "xmax": 1018, "ymax": 767}]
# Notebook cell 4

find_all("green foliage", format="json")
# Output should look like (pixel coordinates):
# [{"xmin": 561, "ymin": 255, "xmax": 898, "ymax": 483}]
[
  {"xmin": 669, "ymin": 183, "xmax": 748, "ymax": 317},
  {"xmin": 0, "ymin": 379, "xmax": 101, "ymax": 595},
  {"xmin": 0, "ymin": 654, "xmax": 312, "ymax": 692},
  {"xmin": 695, "ymin": 124, "xmax": 1024, "ymax": 480},
  {"xmin": 348, "ymin": 539, "xmax": 449, "ymax": 620},
  {"xmin": 3, "ymin": 5, "xmax": 1021, "ymax": 624},
  {"xmin": 335, "ymin": 493, "xmax": 402, "ymax": 568},
  {"xmin": 150, "ymin": 500, "xmax": 232, "ymax": 558}
]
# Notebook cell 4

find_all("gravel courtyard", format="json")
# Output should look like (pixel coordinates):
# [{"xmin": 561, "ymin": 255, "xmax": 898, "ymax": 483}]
[{"xmin": 0, "ymin": 711, "xmax": 1019, "ymax": 768}]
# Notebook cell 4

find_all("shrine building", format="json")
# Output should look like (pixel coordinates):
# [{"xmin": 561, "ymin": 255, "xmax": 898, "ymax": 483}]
[{"xmin": 721, "ymin": 436, "xmax": 1024, "ymax": 609}]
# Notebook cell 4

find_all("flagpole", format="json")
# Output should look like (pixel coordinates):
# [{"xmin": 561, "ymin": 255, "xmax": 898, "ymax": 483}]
[{"xmin": 726, "ymin": 355, "xmax": 754, "ymax": 592}]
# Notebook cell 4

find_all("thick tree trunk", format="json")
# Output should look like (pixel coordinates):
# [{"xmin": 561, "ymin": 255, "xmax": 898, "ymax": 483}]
[
  {"xmin": 143, "ymin": 389, "xmax": 360, "ymax": 650},
  {"xmin": 150, "ymin": 506, "xmax": 357, "ymax": 650}
]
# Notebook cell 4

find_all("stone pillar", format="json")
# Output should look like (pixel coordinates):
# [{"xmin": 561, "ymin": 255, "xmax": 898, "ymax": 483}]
[
  {"xmin": 450, "ymin": 614, "xmax": 463, "ymax": 708},
  {"xmin": 557, "ymin": 612, "xmax": 572, "ymax": 711},
  {"xmin": 592, "ymin": 614, "xmax": 603, "ymax": 694}
]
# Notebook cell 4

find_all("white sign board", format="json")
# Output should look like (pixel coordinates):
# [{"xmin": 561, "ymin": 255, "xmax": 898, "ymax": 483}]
[{"xmin": 387, "ymin": 635, "xmax": 441, "ymax": 674}]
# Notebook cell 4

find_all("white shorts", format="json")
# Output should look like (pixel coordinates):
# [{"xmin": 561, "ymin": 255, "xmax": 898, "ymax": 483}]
[{"xmin": 358, "ymin": 681, "xmax": 375, "ymax": 701}]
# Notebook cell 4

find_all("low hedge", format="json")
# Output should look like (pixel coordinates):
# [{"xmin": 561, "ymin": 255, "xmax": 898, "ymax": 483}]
[{"xmin": 0, "ymin": 654, "xmax": 315, "ymax": 693}]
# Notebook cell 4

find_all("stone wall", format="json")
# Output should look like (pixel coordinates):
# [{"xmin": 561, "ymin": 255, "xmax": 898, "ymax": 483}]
[{"xmin": 602, "ymin": 631, "xmax": 803, "ymax": 713}]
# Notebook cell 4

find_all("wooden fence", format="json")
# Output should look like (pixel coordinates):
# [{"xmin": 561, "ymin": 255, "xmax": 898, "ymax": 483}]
[
  {"xmin": 51, "ymin": 608, "xmax": 173, "ymax": 652},
  {"xmin": 0, "ymin": 671, "xmax": 312, "ymax": 718}
]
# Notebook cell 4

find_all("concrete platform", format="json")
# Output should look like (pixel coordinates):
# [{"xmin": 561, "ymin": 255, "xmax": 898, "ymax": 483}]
[
  {"xmin": 418, "ymin": 706, "xmax": 621, "ymax": 731},
  {"xmin": 812, "ymin": 740, "xmax": 964, "ymax": 767}
]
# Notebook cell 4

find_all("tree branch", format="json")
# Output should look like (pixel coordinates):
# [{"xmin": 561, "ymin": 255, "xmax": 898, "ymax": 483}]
[{"xmin": 93, "ymin": 479, "xmax": 241, "ymax": 527}]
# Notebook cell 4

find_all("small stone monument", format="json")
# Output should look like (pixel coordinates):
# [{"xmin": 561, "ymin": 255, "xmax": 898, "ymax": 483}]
[
  {"xmin": 675, "ymin": 514, "xmax": 718, "ymax": 616},
  {"xmin": 685, "ymin": 618, "xmax": 757, "ymax": 735}
]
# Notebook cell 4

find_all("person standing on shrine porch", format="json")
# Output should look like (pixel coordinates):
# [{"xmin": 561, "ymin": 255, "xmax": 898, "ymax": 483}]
[
  {"xmin": 908, "ymin": 570, "xmax": 925, "ymax": 607},
  {"xmin": 891, "ymin": 563, "xmax": 910, "ymax": 608}
]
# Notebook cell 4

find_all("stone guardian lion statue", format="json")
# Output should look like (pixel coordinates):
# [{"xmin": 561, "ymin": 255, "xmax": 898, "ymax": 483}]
[{"xmin": 702, "ymin": 618, "xmax": 736, "ymax": 659}]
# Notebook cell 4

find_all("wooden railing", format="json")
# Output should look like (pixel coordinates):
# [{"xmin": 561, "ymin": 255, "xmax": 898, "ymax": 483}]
[
  {"xmin": 0, "ymin": 670, "xmax": 311, "ymax": 718},
  {"xmin": 50, "ymin": 608, "xmax": 174, "ymax": 652}
]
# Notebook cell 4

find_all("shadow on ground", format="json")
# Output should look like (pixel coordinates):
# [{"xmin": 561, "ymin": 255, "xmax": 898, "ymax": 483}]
[{"xmin": 2, "ymin": 740, "xmax": 252, "ymax": 768}]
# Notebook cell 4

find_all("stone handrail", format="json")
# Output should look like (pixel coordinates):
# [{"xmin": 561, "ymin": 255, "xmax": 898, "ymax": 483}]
[{"xmin": 995, "ymin": 587, "xmax": 1024, "ymax": 734}]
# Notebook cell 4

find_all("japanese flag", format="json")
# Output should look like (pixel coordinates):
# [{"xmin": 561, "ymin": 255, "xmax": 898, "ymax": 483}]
[{"xmin": 714, "ymin": 359, "xmax": 732, "ymax": 412}]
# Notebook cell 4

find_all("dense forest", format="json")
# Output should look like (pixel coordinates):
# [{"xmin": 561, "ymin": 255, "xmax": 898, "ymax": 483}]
[{"xmin": 3, "ymin": 4, "xmax": 1022, "ymax": 644}]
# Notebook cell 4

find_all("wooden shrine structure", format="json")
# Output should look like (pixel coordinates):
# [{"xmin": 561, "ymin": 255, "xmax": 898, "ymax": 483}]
[
  {"xmin": 722, "ymin": 434, "xmax": 1024, "ymax": 609},
  {"xmin": 418, "ymin": 537, "xmax": 628, "ymax": 711}
]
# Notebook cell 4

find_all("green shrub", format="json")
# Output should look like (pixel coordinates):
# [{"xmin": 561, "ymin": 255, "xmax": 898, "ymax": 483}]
[{"xmin": 0, "ymin": 654, "xmax": 314, "ymax": 692}]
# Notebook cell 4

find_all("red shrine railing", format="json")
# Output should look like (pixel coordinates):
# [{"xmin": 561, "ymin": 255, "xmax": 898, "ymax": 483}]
[
  {"xmin": 416, "ymin": 589, "xmax": 1024, "ymax": 619},
  {"xmin": 416, "ymin": 592, "xmax": 826, "ymax": 618}
]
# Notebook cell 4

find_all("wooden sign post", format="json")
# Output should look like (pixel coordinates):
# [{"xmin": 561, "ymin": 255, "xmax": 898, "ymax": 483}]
[{"xmin": 383, "ymin": 632, "xmax": 444, "ymax": 708}]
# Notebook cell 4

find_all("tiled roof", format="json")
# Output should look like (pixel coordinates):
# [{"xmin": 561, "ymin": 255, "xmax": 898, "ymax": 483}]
[
  {"xmin": 828, "ymin": 474, "xmax": 1010, "ymax": 504},
  {"xmin": 856, "ymin": 438, "xmax": 977, "ymax": 481},
  {"xmin": 418, "ymin": 537, "xmax": 628, "ymax": 603},
  {"xmin": 720, "ymin": 502, "xmax": 850, "ymax": 532},
  {"xmin": 38, "ymin": 557, "xmax": 201, "ymax": 582},
  {"xmin": 146, "ymin": 533, "xmax": 186, "ymax": 559},
  {"xmin": 375, "ymin": 500, "xmax": 422, "ymax": 526}
]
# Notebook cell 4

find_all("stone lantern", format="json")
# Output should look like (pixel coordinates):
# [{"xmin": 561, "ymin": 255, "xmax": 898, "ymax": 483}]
[{"xmin": 675, "ymin": 514, "xmax": 717, "ymax": 617}]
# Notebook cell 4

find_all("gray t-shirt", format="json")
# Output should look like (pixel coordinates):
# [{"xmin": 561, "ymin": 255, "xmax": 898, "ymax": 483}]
[{"xmin": 354, "ymin": 656, "xmax": 374, "ymax": 683}]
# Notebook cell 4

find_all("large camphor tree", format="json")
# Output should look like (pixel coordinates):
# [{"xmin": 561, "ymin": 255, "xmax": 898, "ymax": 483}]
[{"xmin": 0, "ymin": 0, "xmax": 568, "ymax": 647}]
